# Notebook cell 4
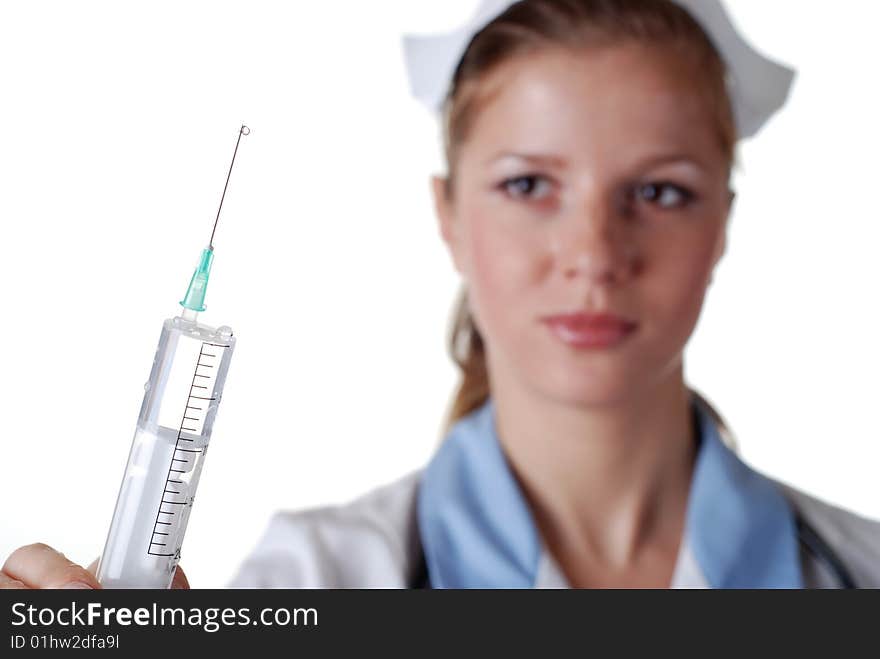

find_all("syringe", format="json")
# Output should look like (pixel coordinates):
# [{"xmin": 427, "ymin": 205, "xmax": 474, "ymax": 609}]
[{"xmin": 96, "ymin": 125, "xmax": 250, "ymax": 588}]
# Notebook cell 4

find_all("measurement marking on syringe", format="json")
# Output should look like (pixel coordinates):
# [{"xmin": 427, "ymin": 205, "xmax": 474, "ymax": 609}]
[{"xmin": 147, "ymin": 340, "xmax": 223, "ymax": 558}]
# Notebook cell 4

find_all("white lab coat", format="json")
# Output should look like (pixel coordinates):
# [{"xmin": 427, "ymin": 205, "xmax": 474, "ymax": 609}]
[{"xmin": 228, "ymin": 468, "xmax": 880, "ymax": 589}]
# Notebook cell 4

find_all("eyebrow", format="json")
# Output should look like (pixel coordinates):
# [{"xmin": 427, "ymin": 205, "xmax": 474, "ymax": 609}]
[
  {"xmin": 485, "ymin": 151, "xmax": 707, "ymax": 171},
  {"xmin": 486, "ymin": 152, "xmax": 569, "ymax": 167}
]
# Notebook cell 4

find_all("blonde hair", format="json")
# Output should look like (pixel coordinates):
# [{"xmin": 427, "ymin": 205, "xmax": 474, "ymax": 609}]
[{"xmin": 439, "ymin": 0, "xmax": 738, "ymax": 438}]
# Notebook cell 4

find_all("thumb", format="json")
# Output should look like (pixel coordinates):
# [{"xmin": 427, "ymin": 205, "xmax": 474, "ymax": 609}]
[{"xmin": 170, "ymin": 565, "xmax": 190, "ymax": 589}]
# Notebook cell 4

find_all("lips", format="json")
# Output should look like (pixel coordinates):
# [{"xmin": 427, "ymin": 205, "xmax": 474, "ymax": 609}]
[{"xmin": 541, "ymin": 312, "xmax": 638, "ymax": 350}]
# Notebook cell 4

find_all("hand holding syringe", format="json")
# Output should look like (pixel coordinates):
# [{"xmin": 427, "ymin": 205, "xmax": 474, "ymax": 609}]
[{"xmin": 0, "ymin": 125, "xmax": 250, "ymax": 590}]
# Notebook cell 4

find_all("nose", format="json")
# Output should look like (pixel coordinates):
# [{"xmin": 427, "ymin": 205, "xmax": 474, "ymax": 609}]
[{"xmin": 552, "ymin": 201, "xmax": 640, "ymax": 285}]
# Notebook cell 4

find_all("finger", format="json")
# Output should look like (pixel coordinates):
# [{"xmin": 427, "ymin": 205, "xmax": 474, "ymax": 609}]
[
  {"xmin": 0, "ymin": 571, "xmax": 29, "ymax": 589},
  {"xmin": 3, "ymin": 544, "xmax": 100, "ymax": 590},
  {"xmin": 171, "ymin": 565, "xmax": 190, "ymax": 590}
]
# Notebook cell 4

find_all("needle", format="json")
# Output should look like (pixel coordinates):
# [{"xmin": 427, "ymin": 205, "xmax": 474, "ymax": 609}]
[{"xmin": 210, "ymin": 124, "xmax": 250, "ymax": 250}]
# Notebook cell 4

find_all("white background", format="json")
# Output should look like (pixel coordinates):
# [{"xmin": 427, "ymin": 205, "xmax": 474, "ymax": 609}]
[{"xmin": 0, "ymin": 1, "xmax": 877, "ymax": 587}]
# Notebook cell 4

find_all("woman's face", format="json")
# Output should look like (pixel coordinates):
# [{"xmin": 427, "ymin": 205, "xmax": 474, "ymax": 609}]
[{"xmin": 433, "ymin": 44, "xmax": 734, "ymax": 407}]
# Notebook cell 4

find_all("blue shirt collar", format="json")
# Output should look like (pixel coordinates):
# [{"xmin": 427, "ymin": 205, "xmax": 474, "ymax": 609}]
[{"xmin": 417, "ymin": 396, "xmax": 803, "ymax": 588}]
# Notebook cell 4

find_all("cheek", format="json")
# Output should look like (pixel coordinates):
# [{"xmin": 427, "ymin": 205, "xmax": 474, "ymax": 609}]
[
  {"xmin": 462, "ymin": 213, "xmax": 547, "ymax": 336},
  {"xmin": 641, "ymin": 227, "xmax": 720, "ymax": 342}
]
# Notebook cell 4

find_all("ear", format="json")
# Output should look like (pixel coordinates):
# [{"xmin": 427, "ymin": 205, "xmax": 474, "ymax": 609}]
[
  {"xmin": 711, "ymin": 188, "xmax": 735, "ymax": 275},
  {"xmin": 719, "ymin": 189, "xmax": 736, "ymax": 261},
  {"xmin": 431, "ymin": 174, "xmax": 464, "ymax": 275}
]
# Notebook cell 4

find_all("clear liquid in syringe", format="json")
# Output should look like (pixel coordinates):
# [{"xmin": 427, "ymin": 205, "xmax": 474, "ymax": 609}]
[{"xmin": 98, "ymin": 331, "xmax": 232, "ymax": 588}]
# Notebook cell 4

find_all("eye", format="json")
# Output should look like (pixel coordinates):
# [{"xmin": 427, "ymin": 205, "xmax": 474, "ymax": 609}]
[
  {"xmin": 499, "ymin": 175, "xmax": 554, "ymax": 201},
  {"xmin": 637, "ymin": 182, "xmax": 695, "ymax": 210}
]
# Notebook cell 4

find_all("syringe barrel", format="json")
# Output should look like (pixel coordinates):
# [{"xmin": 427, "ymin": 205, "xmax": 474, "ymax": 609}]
[{"xmin": 96, "ymin": 315, "xmax": 235, "ymax": 588}]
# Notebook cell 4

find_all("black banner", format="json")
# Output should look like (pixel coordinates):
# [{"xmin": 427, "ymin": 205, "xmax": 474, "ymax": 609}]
[{"xmin": 0, "ymin": 589, "xmax": 874, "ymax": 653}]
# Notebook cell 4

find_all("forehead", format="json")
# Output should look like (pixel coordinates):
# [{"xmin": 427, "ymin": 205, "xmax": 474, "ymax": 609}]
[{"xmin": 462, "ymin": 44, "xmax": 724, "ymax": 167}]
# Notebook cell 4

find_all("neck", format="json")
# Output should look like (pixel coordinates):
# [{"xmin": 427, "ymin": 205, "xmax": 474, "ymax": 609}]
[{"xmin": 489, "ymin": 359, "xmax": 697, "ymax": 573}]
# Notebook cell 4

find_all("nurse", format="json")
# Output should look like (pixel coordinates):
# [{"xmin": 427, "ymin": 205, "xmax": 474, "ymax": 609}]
[{"xmin": 3, "ymin": 0, "xmax": 879, "ymax": 589}]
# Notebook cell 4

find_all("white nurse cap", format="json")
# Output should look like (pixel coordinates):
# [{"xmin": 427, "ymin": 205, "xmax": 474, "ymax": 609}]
[{"xmin": 401, "ymin": 0, "xmax": 796, "ymax": 140}]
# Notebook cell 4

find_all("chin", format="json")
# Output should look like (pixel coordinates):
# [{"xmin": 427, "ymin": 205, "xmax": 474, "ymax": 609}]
[
  {"xmin": 554, "ymin": 386, "xmax": 637, "ymax": 410},
  {"xmin": 533, "ymin": 366, "xmax": 642, "ymax": 409},
  {"xmin": 525, "ymin": 328, "xmax": 686, "ymax": 408}
]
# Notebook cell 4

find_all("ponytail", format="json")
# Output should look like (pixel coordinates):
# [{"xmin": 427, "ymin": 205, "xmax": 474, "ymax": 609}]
[{"xmin": 441, "ymin": 285, "xmax": 490, "ymax": 437}]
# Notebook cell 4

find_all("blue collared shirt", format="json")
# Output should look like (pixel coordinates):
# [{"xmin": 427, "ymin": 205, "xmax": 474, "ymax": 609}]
[{"xmin": 417, "ymin": 396, "xmax": 803, "ymax": 588}]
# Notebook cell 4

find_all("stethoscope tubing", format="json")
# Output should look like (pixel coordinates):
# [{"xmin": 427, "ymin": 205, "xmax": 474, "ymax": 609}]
[{"xmin": 796, "ymin": 514, "xmax": 857, "ymax": 589}]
